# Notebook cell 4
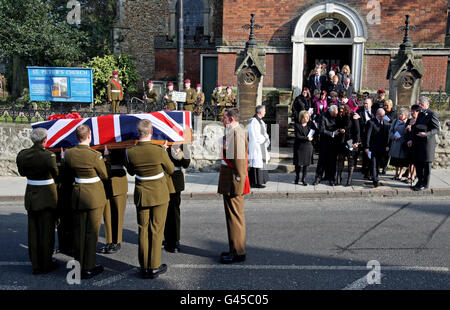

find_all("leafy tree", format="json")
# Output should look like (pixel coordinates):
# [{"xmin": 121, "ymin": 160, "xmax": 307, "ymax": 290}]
[
  {"xmin": 0, "ymin": 0, "xmax": 88, "ymax": 66},
  {"xmin": 82, "ymin": 54, "xmax": 138, "ymax": 105}
]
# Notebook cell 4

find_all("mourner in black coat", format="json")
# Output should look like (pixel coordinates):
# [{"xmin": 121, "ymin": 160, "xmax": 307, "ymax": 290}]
[
  {"xmin": 292, "ymin": 89, "xmax": 312, "ymax": 123},
  {"xmin": 313, "ymin": 106, "xmax": 339, "ymax": 186},
  {"xmin": 335, "ymin": 105, "xmax": 361, "ymax": 186},
  {"xmin": 355, "ymin": 99, "xmax": 375, "ymax": 179},
  {"xmin": 407, "ymin": 97, "xmax": 440, "ymax": 190},
  {"xmin": 365, "ymin": 108, "xmax": 390, "ymax": 187},
  {"xmin": 293, "ymin": 111, "xmax": 316, "ymax": 186}
]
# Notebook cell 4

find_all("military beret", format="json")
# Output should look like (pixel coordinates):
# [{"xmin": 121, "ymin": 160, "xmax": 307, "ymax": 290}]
[
  {"xmin": 184, "ymin": 79, "xmax": 191, "ymax": 83},
  {"xmin": 377, "ymin": 89, "xmax": 386, "ymax": 94},
  {"xmin": 168, "ymin": 82, "xmax": 173, "ymax": 86}
]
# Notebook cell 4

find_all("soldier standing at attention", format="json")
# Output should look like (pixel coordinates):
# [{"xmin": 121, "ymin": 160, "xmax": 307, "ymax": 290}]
[
  {"xmin": 143, "ymin": 80, "xmax": 158, "ymax": 112},
  {"xmin": 164, "ymin": 143, "xmax": 191, "ymax": 253},
  {"xmin": 163, "ymin": 82, "xmax": 177, "ymax": 111},
  {"xmin": 218, "ymin": 108, "xmax": 250, "ymax": 264},
  {"xmin": 108, "ymin": 71, "xmax": 123, "ymax": 114},
  {"xmin": 183, "ymin": 79, "xmax": 197, "ymax": 112},
  {"xmin": 125, "ymin": 120, "xmax": 174, "ymax": 279},
  {"xmin": 99, "ymin": 148, "xmax": 128, "ymax": 254},
  {"xmin": 211, "ymin": 84, "xmax": 226, "ymax": 106},
  {"xmin": 223, "ymin": 86, "xmax": 236, "ymax": 107},
  {"xmin": 195, "ymin": 83, "xmax": 205, "ymax": 116},
  {"xmin": 16, "ymin": 128, "xmax": 59, "ymax": 275},
  {"xmin": 64, "ymin": 125, "xmax": 108, "ymax": 279}
]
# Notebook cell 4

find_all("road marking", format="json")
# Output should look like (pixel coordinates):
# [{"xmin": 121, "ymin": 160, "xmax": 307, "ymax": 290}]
[
  {"xmin": 0, "ymin": 285, "xmax": 28, "ymax": 290},
  {"xmin": 169, "ymin": 264, "xmax": 449, "ymax": 272},
  {"xmin": 342, "ymin": 273, "xmax": 384, "ymax": 290},
  {"xmin": 0, "ymin": 262, "xmax": 31, "ymax": 266},
  {"xmin": 92, "ymin": 268, "xmax": 139, "ymax": 287}
]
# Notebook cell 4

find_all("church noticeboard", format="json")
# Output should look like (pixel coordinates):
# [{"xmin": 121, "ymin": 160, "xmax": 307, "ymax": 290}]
[{"xmin": 27, "ymin": 67, "xmax": 93, "ymax": 103}]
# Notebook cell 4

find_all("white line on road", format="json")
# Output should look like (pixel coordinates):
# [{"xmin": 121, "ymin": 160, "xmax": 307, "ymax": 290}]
[
  {"xmin": 0, "ymin": 285, "xmax": 28, "ymax": 290},
  {"xmin": 0, "ymin": 262, "xmax": 31, "ymax": 266},
  {"xmin": 342, "ymin": 274, "xmax": 384, "ymax": 290},
  {"xmin": 92, "ymin": 268, "xmax": 139, "ymax": 287},
  {"xmin": 170, "ymin": 264, "xmax": 449, "ymax": 272}
]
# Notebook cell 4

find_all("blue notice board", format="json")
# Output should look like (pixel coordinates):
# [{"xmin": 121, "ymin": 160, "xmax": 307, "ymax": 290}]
[{"xmin": 27, "ymin": 67, "xmax": 93, "ymax": 103}]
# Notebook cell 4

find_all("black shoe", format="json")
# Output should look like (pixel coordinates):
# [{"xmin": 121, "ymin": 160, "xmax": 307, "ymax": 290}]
[
  {"xmin": 294, "ymin": 177, "xmax": 299, "ymax": 185},
  {"xmin": 107, "ymin": 243, "xmax": 121, "ymax": 254},
  {"xmin": 302, "ymin": 181, "xmax": 308, "ymax": 186},
  {"xmin": 254, "ymin": 184, "xmax": 266, "ymax": 188},
  {"xmin": 413, "ymin": 185, "xmax": 426, "ymax": 191},
  {"xmin": 329, "ymin": 181, "xmax": 335, "ymax": 186},
  {"xmin": 221, "ymin": 254, "xmax": 246, "ymax": 264},
  {"xmin": 98, "ymin": 243, "xmax": 112, "ymax": 254},
  {"xmin": 164, "ymin": 241, "xmax": 180, "ymax": 253},
  {"xmin": 81, "ymin": 265, "xmax": 104, "ymax": 279},
  {"xmin": 33, "ymin": 260, "xmax": 59, "ymax": 275},
  {"xmin": 147, "ymin": 264, "xmax": 167, "ymax": 279},
  {"xmin": 141, "ymin": 268, "xmax": 150, "ymax": 279},
  {"xmin": 373, "ymin": 181, "xmax": 379, "ymax": 188},
  {"xmin": 312, "ymin": 178, "xmax": 320, "ymax": 186}
]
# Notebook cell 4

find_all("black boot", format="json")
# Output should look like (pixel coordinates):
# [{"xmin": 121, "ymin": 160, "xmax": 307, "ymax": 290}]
[{"xmin": 294, "ymin": 166, "xmax": 300, "ymax": 184}]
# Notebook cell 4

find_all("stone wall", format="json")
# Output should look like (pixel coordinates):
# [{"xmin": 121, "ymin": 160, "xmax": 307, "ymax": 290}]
[
  {"xmin": 1, "ymin": 111, "xmax": 449, "ymax": 175},
  {"xmin": 0, "ymin": 123, "xmax": 32, "ymax": 176}
]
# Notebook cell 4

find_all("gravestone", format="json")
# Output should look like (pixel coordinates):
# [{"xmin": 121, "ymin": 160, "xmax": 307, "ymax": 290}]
[
  {"xmin": 234, "ymin": 14, "xmax": 266, "ymax": 124},
  {"xmin": 387, "ymin": 15, "xmax": 424, "ymax": 108}
]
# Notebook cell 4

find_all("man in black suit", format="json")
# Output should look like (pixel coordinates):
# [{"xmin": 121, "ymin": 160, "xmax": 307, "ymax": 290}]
[
  {"xmin": 407, "ymin": 96, "xmax": 440, "ymax": 191},
  {"xmin": 313, "ymin": 105, "xmax": 340, "ymax": 186},
  {"xmin": 342, "ymin": 77, "xmax": 354, "ymax": 98},
  {"xmin": 365, "ymin": 108, "xmax": 390, "ymax": 187},
  {"xmin": 309, "ymin": 68, "xmax": 327, "ymax": 94},
  {"xmin": 354, "ymin": 98, "xmax": 375, "ymax": 179}
]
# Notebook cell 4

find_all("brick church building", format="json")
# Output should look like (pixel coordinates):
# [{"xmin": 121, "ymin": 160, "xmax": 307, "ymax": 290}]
[{"xmin": 116, "ymin": 0, "xmax": 450, "ymax": 101}]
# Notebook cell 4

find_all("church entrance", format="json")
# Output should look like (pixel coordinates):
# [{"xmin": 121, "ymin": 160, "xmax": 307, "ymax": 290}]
[{"xmin": 304, "ymin": 45, "xmax": 352, "ymax": 85}]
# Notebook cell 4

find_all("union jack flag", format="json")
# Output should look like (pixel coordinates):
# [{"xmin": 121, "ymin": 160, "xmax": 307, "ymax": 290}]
[{"xmin": 31, "ymin": 111, "xmax": 192, "ymax": 149}]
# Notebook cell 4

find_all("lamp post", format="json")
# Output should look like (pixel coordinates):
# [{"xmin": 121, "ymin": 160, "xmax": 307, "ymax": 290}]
[{"xmin": 177, "ymin": 0, "xmax": 184, "ymax": 92}]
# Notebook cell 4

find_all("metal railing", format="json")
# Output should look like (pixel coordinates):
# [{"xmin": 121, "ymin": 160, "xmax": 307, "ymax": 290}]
[{"xmin": 0, "ymin": 97, "xmax": 237, "ymax": 124}]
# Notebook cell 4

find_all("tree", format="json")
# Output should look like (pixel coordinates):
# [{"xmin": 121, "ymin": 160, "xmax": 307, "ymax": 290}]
[
  {"xmin": 0, "ymin": 0, "xmax": 88, "ymax": 66},
  {"xmin": 0, "ymin": 0, "xmax": 88, "ymax": 97}
]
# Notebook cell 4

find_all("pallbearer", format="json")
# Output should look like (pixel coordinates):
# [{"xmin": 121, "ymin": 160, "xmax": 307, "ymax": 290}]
[
  {"xmin": 16, "ymin": 128, "xmax": 59, "ymax": 275},
  {"xmin": 164, "ymin": 143, "xmax": 191, "ymax": 253},
  {"xmin": 64, "ymin": 125, "xmax": 108, "ymax": 279},
  {"xmin": 125, "ymin": 120, "xmax": 174, "ymax": 279},
  {"xmin": 99, "ymin": 148, "xmax": 128, "ymax": 254}
]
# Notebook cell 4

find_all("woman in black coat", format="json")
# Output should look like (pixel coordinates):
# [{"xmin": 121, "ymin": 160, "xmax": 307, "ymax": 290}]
[
  {"xmin": 292, "ymin": 87, "xmax": 311, "ymax": 123},
  {"xmin": 335, "ymin": 104, "xmax": 361, "ymax": 186},
  {"xmin": 293, "ymin": 110, "xmax": 315, "ymax": 185}
]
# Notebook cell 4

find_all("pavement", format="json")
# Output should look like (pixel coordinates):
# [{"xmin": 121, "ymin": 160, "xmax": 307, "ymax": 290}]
[{"xmin": 1, "ymin": 169, "xmax": 450, "ymax": 201}]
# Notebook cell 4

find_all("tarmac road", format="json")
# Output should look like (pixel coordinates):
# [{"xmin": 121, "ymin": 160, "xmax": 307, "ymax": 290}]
[{"xmin": 0, "ymin": 196, "xmax": 449, "ymax": 291}]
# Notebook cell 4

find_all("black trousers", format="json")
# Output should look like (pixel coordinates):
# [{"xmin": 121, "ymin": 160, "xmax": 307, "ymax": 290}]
[
  {"xmin": 371, "ymin": 152, "xmax": 385, "ymax": 182},
  {"xmin": 415, "ymin": 161, "xmax": 432, "ymax": 188},
  {"xmin": 164, "ymin": 192, "xmax": 181, "ymax": 245},
  {"xmin": 316, "ymin": 149, "xmax": 337, "ymax": 181}
]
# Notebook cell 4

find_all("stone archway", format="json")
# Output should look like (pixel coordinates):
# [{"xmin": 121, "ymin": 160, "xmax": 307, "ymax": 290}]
[{"xmin": 291, "ymin": 2, "xmax": 367, "ymax": 94}]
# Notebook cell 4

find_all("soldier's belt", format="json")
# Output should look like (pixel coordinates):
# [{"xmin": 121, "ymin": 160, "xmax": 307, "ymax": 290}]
[
  {"xmin": 111, "ymin": 165, "xmax": 124, "ymax": 170},
  {"xmin": 27, "ymin": 179, "xmax": 55, "ymax": 186},
  {"xmin": 135, "ymin": 172, "xmax": 164, "ymax": 181},
  {"xmin": 111, "ymin": 90, "xmax": 121, "ymax": 93},
  {"xmin": 75, "ymin": 177, "xmax": 101, "ymax": 184}
]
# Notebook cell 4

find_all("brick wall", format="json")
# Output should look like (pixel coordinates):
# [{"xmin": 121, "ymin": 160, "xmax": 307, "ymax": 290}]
[
  {"xmin": 218, "ymin": 53, "xmax": 238, "ymax": 86},
  {"xmin": 155, "ymin": 49, "xmax": 217, "ymax": 85},
  {"xmin": 421, "ymin": 56, "xmax": 448, "ymax": 91},
  {"xmin": 222, "ymin": 0, "xmax": 447, "ymax": 48},
  {"xmin": 363, "ymin": 54, "xmax": 391, "ymax": 91}
]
